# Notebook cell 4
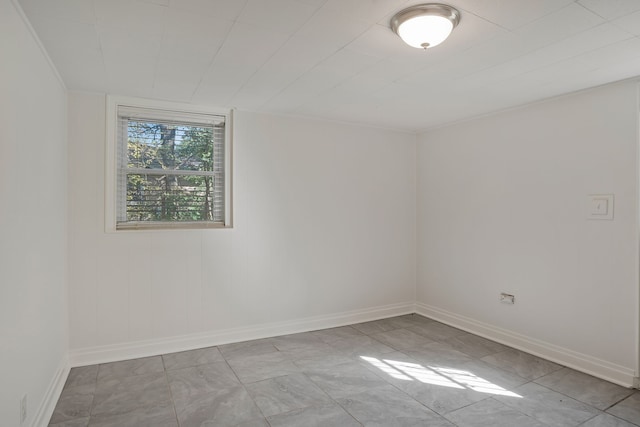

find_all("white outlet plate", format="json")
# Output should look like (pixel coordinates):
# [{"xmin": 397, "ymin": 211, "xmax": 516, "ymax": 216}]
[
  {"xmin": 500, "ymin": 293, "xmax": 515, "ymax": 304},
  {"xmin": 587, "ymin": 194, "xmax": 614, "ymax": 220}
]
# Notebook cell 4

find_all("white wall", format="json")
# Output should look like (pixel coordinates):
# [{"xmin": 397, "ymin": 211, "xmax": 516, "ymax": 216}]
[
  {"xmin": 0, "ymin": 0, "xmax": 69, "ymax": 425},
  {"xmin": 67, "ymin": 92, "xmax": 417, "ymax": 362},
  {"xmin": 417, "ymin": 81, "xmax": 639, "ymax": 385}
]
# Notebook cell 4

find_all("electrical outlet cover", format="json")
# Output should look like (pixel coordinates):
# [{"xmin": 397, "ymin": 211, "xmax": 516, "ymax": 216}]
[{"xmin": 500, "ymin": 293, "xmax": 515, "ymax": 304}]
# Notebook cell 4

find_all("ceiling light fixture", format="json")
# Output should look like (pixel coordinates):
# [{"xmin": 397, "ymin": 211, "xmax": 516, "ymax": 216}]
[{"xmin": 391, "ymin": 3, "xmax": 460, "ymax": 50}]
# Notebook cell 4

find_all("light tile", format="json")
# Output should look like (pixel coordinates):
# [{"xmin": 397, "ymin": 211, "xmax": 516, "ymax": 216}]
[
  {"xmin": 312, "ymin": 326, "xmax": 365, "ymax": 343},
  {"xmin": 582, "ymin": 413, "xmax": 640, "ymax": 427},
  {"xmin": 358, "ymin": 350, "xmax": 421, "ymax": 376},
  {"xmin": 295, "ymin": 5, "xmax": 371, "ymax": 51},
  {"xmin": 329, "ymin": 335, "xmax": 395, "ymax": 358},
  {"xmin": 280, "ymin": 344, "xmax": 346, "ymax": 362},
  {"xmin": 88, "ymin": 402, "xmax": 177, "ymax": 427},
  {"xmin": 218, "ymin": 338, "xmax": 279, "ymax": 360},
  {"xmin": 481, "ymin": 349, "xmax": 563, "ymax": 380},
  {"xmin": 174, "ymin": 385, "xmax": 262, "ymax": 427},
  {"xmin": 407, "ymin": 321, "xmax": 468, "ymax": 341},
  {"xmin": 613, "ymin": 10, "xmax": 640, "ymax": 36},
  {"xmin": 535, "ymin": 368, "xmax": 634, "ymax": 410},
  {"xmin": 445, "ymin": 398, "xmax": 548, "ymax": 427},
  {"xmin": 167, "ymin": 362, "xmax": 241, "ymax": 408},
  {"xmin": 455, "ymin": 0, "xmax": 575, "ymax": 30},
  {"xmin": 442, "ymin": 333, "xmax": 509, "ymax": 358},
  {"xmin": 351, "ymin": 319, "xmax": 398, "ymax": 335},
  {"xmin": 606, "ymin": 392, "xmax": 640, "ymax": 425},
  {"xmin": 97, "ymin": 356, "xmax": 164, "ymax": 381},
  {"xmin": 226, "ymin": 351, "xmax": 300, "ymax": 383},
  {"xmin": 514, "ymin": 3, "xmax": 604, "ymax": 45},
  {"xmin": 65, "ymin": 366, "xmax": 98, "ymax": 389},
  {"xmin": 233, "ymin": 418, "xmax": 270, "ymax": 427},
  {"xmin": 49, "ymin": 384, "xmax": 95, "ymax": 424},
  {"xmin": 406, "ymin": 342, "xmax": 475, "ymax": 367},
  {"xmin": 419, "ymin": 359, "xmax": 526, "ymax": 403},
  {"xmin": 271, "ymin": 332, "xmax": 329, "ymax": 352},
  {"xmin": 168, "ymin": 0, "xmax": 246, "ymax": 20},
  {"xmin": 92, "ymin": 372, "xmax": 171, "ymax": 417},
  {"xmin": 245, "ymin": 373, "xmax": 332, "ymax": 417},
  {"xmin": 49, "ymin": 418, "xmax": 90, "ymax": 427},
  {"xmin": 26, "ymin": 15, "xmax": 99, "ymax": 51},
  {"xmin": 324, "ymin": 0, "xmax": 406, "ymax": 23},
  {"xmin": 399, "ymin": 314, "xmax": 434, "ymax": 326},
  {"xmin": 303, "ymin": 361, "xmax": 389, "ymax": 398},
  {"xmin": 162, "ymin": 346, "xmax": 224, "ymax": 371},
  {"xmin": 393, "ymin": 376, "xmax": 490, "ymax": 415},
  {"xmin": 371, "ymin": 328, "xmax": 434, "ymax": 352},
  {"xmin": 158, "ymin": 9, "xmax": 231, "ymax": 62},
  {"xmin": 494, "ymin": 382, "xmax": 601, "ymax": 426},
  {"xmin": 212, "ymin": 21, "xmax": 290, "ymax": 69},
  {"xmin": 267, "ymin": 403, "xmax": 361, "ymax": 427},
  {"xmin": 337, "ymin": 384, "xmax": 455, "ymax": 426},
  {"xmin": 237, "ymin": 0, "xmax": 318, "ymax": 34},
  {"xmin": 19, "ymin": 0, "xmax": 96, "ymax": 24},
  {"xmin": 373, "ymin": 359, "xmax": 499, "ymax": 415},
  {"xmin": 233, "ymin": 419, "xmax": 270, "ymax": 427},
  {"xmin": 578, "ymin": 0, "xmax": 640, "ymax": 20},
  {"xmin": 293, "ymin": 353, "xmax": 357, "ymax": 371}
]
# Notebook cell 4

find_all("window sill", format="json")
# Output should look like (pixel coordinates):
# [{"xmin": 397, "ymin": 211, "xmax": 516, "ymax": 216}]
[{"xmin": 116, "ymin": 221, "xmax": 230, "ymax": 231}]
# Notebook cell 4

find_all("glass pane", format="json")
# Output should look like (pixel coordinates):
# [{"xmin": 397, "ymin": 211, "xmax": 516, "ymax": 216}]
[
  {"xmin": 127, "ymin": 121, "xmax": 215, "ymax": 172},
  {"xmin": 125, "ymin": 173, "xmax": 222, "ymax": 222}
]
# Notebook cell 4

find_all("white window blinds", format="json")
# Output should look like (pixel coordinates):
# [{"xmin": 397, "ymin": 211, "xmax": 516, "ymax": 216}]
[{"xmin": 115, "ymin": 105, "xmax": 226, "ymax": 229}]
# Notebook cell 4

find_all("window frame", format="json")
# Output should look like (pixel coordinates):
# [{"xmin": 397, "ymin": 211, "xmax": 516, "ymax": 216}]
[{"xmin": 105, "ymin": 96, "xmax": 233, "ymax": 232}]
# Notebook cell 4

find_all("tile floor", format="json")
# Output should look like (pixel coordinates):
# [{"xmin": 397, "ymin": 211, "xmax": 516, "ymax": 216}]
[{"xmin": 49, "ymin": 314, "xmax": 640, "ymax": 427}]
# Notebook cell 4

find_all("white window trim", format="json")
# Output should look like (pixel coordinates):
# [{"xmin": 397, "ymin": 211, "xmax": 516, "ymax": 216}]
[{"xmin": 105, "ymin": 95, "xmax": 233, "ymax": 232}]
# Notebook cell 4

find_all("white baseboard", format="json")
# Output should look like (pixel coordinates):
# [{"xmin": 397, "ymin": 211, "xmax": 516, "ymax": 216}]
[
  {"xmin": 415, "ymin": 302, "xmax": 636, "ymax": 388},
  {"xmin": 67, "ymin": 300, "xmax": 636, "ymax": 387},
  {"xmin": 31, "ymin": 356, "xmax": 69, "ymax": 427},
  {"xmin": 69, "ymin": 302, "xmax": 415, "ymax": 367}
]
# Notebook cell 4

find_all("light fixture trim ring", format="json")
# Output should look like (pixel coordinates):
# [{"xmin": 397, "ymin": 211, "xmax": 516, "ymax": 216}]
[{"xmin": 391, "ymin": 3, "xmax": 461, "ymax": 48}]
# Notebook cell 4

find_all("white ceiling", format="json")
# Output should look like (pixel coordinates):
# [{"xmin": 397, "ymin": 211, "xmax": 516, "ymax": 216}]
[{"xmin": 18, "ymin": 0, "xmax": 640, "ymax": 131}]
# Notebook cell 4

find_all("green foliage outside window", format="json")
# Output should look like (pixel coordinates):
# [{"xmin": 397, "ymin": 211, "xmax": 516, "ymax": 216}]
[{"xmin": 125, "ymin": 121, "xmax": 222, "ymax": 222}]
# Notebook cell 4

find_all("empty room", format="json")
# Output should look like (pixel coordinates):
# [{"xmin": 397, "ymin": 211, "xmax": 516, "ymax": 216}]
[{"xmin": 1, "ymin": 0, "xmax": 640, "ymax": 426}]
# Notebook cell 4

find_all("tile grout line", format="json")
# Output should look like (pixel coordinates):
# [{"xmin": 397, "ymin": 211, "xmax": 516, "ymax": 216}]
[
  {"xmin": 160, "ymin": 355, "xmax": 181, "ymax": 427},
  {"xmin": 602, "ymin": 390, "xmax": 637, "ymax": 412},
  {"xmin": 223, "ymin": 355, "xmax": 271, "ymax": 424},
  {"xmin": 531, "ymin": 369, "xmax": 636, "ymax": 415},
  {"xmin": 84, "ymin": 366, "xmax": 99, "ymax": 427},
  {"xmin": 293, "ymin": 358, "xmax": 364, "ymax": 426}
]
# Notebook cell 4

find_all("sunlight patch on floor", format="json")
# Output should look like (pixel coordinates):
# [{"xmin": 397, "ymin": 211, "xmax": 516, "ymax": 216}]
[
  {"xmin": 360, "ymin": 356, "xmax": 412, "ymax": 380},
  {"xmin": 361, "ymin": 356, "xmax": 522, "ymax": 398}
]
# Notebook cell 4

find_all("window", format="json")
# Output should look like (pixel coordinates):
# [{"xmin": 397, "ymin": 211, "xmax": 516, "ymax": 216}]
[{"xmin": 106, "ymin": 97, "xmax": 232, "ymax": 231}]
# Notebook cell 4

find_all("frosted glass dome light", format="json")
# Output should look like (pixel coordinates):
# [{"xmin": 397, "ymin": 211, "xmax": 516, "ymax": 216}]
[{"xmin": 391, "ymin": 4, "xmax": 460, "ymax": 50}]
